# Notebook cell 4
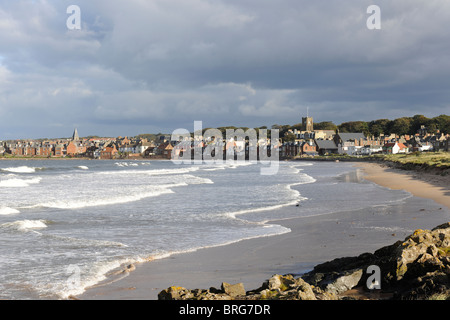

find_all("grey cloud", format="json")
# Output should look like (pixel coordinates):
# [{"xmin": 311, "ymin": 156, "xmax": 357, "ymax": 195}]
[{"xmin": 0, "ymin": 0, "xmax": 449, "ymax": 139}]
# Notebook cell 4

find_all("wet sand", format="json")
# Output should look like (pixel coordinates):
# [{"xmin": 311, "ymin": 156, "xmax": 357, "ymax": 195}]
[
  {"xmin": 78, "ymin": 161, "xmax": 450, "ymax": 300},
  {"xmin": 355, "ymin": 162, "xmax": 450, "ymax": 209}
]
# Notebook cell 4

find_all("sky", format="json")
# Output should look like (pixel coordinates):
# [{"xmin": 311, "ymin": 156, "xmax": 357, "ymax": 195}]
[{"xmin": 0, "ymin": 0, "xmax": 449, "ymax": 139}]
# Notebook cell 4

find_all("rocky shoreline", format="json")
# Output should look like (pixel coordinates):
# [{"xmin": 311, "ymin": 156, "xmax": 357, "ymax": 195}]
[{"xmin": 158, "ymin": 222, "xmax": 450, "ymax": 300}]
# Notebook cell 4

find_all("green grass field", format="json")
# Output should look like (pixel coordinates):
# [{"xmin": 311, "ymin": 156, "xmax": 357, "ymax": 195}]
[{"xmin": 375, "ymin": 152, "xmax": 450, "ymax": 169}]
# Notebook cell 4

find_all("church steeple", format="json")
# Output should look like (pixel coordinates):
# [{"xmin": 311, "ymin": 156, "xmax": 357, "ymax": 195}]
[{"xmin": 72, "ymin": 128, "xmax": 80, "ymax": 141}]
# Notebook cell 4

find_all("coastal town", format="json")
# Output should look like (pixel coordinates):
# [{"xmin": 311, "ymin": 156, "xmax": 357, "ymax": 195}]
[
  {"xmin": 0, "ymin": 115, "xmax": 449, "ymax": 160},
  {"xmin": 278, "ymin": 116, "xmax": 449, "ymax": 158}
]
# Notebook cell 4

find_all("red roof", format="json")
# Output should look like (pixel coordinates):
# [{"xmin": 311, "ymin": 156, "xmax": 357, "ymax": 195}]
[{"xmin": 384, "ymin": 142, "xmax": 407, "ymax": 149}]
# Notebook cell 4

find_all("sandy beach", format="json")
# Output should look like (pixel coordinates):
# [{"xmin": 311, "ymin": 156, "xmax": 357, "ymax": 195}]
[
  {"xmin": 356, "ymin": 162, "xmax": 450, "ymax": 210},
  {"xmin": 78, "ymin": 161, "xmax": 450, "ymax": 300}
]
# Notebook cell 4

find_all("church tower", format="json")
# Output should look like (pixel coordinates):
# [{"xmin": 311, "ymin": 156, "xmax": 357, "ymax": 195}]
[{"xmin": 302, "ymin": 117, "xmax": 314, "ymax": 132}]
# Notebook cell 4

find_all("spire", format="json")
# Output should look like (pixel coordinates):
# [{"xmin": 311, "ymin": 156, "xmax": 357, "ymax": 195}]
[{"xmin": 72, "ymin": 128, "xmax": 79, "ymax": 141}]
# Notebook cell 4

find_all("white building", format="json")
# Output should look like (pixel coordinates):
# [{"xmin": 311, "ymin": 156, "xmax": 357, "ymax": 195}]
[{"xmin": 383, "ymin": 142, "xmax": 408, "ymax": 154}]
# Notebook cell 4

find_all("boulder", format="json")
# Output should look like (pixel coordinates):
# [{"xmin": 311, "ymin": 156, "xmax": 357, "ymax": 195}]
[
  {"xmin": 221, "ymin": 282, "xmax": 246, "ymax": 298},
  {"xmin": 158, "ymin": 286, "xmax": 193, "ymax": 300},
  {"xmin": 395, "ymin": 269, "xmax": 450, "ymax": 300},
  {"xmin": 323, "ymin": 268, "xmax": 364, "ymax": 295},
  {"xmin": 266, "ymin": 274, "xmax": 296, "ymax": 291},
  {"xmin": 250, "ymin": 275, "xmax": 317, "ymax": 300},
  {"xmin": 304, "ymin": 268, "xmax": 363, "ymax": 295},
  {"xmin": 392, "ymin": 225, "xmax": 450, "ymax": 282},
  {"xmin": 292, "ymin": 277, "xmax": 317, "ymax": 300}
]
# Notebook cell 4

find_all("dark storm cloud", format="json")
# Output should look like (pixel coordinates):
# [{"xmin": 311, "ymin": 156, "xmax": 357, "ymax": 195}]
[{"xmin": 0, "ymin": 0, "xmax": 449, "ymax": 139}]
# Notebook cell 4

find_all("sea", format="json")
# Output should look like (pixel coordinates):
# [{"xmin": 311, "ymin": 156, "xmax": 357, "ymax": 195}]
[{"xmin": 0, "ymin": 159, "xmax": 446, "ymax": 299}]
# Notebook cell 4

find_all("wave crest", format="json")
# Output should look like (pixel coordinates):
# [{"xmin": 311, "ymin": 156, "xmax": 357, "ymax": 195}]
[
  {"xmin": 32, "ymin": 187, "xmax": 176, "ymax": 209},
  {"xmin": 1, "ymin": 219, "xmax": 48, "ymax": 231},
  {"xmin": 0, "ymin": 177, "xmax": 42, "ymax": 188},
  {"xmin": 1, "ymin": 166, "xmax": 37, "ymax": 173},
  {"xmin": 0, "ymin": 207, "xmax": 20, "ymax": 215}
]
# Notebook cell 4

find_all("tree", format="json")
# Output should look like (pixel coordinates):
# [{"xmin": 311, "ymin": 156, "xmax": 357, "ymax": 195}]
[
  {"xmin": 369, "ymin": 119, "xmax": 390, "ymax": 136},
  {"xmin": 291, "ymin": 123, "xmax": 303, "ymax": 131},
  {"xmin": 390, "ymin": 117, "xmax": 412, "ymax": 136},
  {"xmin": 432, "ymin": 114, "xmax": 450, "ymax": 134},
  {"xmin": 427, "ymin": 123, "xmax": 438, "ymax": 134},
  {"xmin": 338, "ymin": 121, "xmax": 370, "ymax": 135},
  {"xmin": 411, "ymin": 115, "xmax": 430, "ymax": 134},
  {"xmin": 314, "ymin": 121, "xmax": 337, "ymax": 131},
  {"xmin": 283, "ymin": 132, "xmax": 296, "ymax": 142},
  {"xmin": 369, "ymin": 124, "xmax": 383, "ymax": 137}
]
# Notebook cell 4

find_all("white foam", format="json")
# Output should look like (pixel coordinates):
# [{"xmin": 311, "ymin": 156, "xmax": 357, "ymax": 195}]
[
  {"xmin": 2, "ymin": 219, "xmax": 48, "ymax": 231},
  {"xmin": 77, "ymin": 166, "xmax": 89, "ymax": 170},
  {"xmin": 0, "ymin": 207, "xmax": 20, "ymax": 215},
  {"xmin": 48, "ymin": 258, "xmax": 136, "ymax": 299},
  {"xmin": 1, "ymin": 166, "xmax": 37, "ymax": 173},
  {"xmin": 115, "ymin": 162, "xmax": 126, "ymax": 167},
  {"xmin": 224, "ymin": 161, "xmax": 254, "ymax": 169},
  {"xmin": 98, "ymin": 166, "xmax": 200, "ymax": 176},
  {"xmin": 145, "ymin": 167, "xmax": 200, "ymax": 175},
  {"xmin": 224, "ymin": 199, "xmax": 301, "ymax": 219},
  {"xmin": 180, "ymin": 174, "xmax": 214, "ymax": 185},
  {"xmin": 0, "ymin": 177, "xmax": 41, "ymax": 188},
  {"xmin": 115, "ymin": 162, "xmax": 140, "ymax": 167},
  {"xmin": 34, "ymin": 188, "xmax": 176, "ymax": 209},
  {"xmin": 44, "ymin": 234, "xmax": 128, "ymax": 248},
  {"xmin": 222, "ymin": 174, "xmax": 315, "ymax": 219},
  {"xmin": 291, "ymin": 162, "xmax": 313, "ymax": 167},
  {"xmin": 202, "ymin": 167, "xmax": 226, "ymax": 171}
]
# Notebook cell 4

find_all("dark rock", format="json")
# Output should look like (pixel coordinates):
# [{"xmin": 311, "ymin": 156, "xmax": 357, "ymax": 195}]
[{"xmin": 310, "ymin": 253, "xmax": 375, "ymax": 274}]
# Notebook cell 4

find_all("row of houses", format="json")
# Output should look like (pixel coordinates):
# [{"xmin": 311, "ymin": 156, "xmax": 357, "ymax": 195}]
[
  {"xmin": 280, "ymin": 131, "xmax": 449, "ymax": 158},
  {"xmin": 1, "ymin": 123, "xmax": 449, "ymax": 160},
  {"xmin": 0, "ymin": 129, "xmax": 156, "ymax": 160},
  {"xmin": 279, "ymin": 119, "xmax": 449, "ymax": 158},
  {"xmin": 2, "ymin": 138, "xmax": 115, "ymax": 159},
  {"xmin": 0, "ymin": 129, "xmax": 182, "ymax": 160}
]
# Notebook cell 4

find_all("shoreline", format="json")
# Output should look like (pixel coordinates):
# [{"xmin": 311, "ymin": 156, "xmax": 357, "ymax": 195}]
[
  {"xmin": 355, "ymin": 162, "xmax": 450, "ymax": 210},
  {"xmin": 78, "ymin": 161, "xmax": 450, "ymax": 300}
]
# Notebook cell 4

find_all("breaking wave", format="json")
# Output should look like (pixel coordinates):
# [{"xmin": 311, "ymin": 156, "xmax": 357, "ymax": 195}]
[
  {"xmin": 97, "ymin": 166, "xmax": 200, "ymax": 176},
  {"xmin": 0, "ymin": 177, "xmax": 42, "ymax": 188},
  {"xmin": 1, "ymin": 166, "xmax": 38, "ymax": 173},
  {"xmin": 28, "ymin": 184, "xmax": 185, "ymax": 209},
  {"xmin": 1, "ymin": 219, "xmax": 48, "ymax": 232},
  {"xmin": 0, "ymin": 207, "xmax": 20, "ymax": 215}
]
